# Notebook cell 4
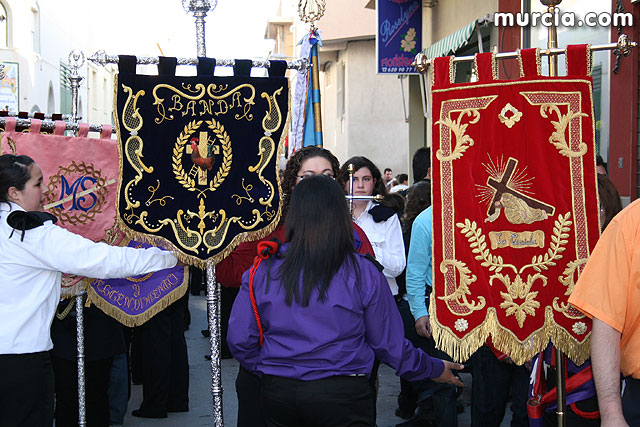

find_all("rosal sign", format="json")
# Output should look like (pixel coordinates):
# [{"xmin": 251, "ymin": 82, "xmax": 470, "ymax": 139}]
[{"xmin": 377, "ymin": 0, "xmax": 422, "ymax": 74}]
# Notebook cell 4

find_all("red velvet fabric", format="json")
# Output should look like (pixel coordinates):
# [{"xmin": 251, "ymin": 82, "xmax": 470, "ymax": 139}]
[
  {"xmin": 430, "ymin": 45, "xmax": 599, "ymax": 365},
  {"xmin": 475, "ymin": 52, "xmax": 496, "ymax": 82}
]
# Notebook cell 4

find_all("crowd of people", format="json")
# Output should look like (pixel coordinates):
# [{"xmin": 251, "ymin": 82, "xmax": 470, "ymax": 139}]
[{"xmin": 0, "ymin": 146, "xmax": 637, "ymax": 427}]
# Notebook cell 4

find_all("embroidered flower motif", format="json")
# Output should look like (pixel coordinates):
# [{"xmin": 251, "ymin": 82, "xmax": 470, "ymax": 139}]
[
  {"xmin": 401, "ymin": 28, "xmax": 417, "ymax": 53},
  {"xmin": 572, "ymin": 321, "xmax": 587, "ymax": 335},
  {"xmin": 498, "ymin": 103, "xmax": 523, "ymax": 129},
  {"xmin": 455, "ymin": 318, "xmax": 468, "ymax": 332}
]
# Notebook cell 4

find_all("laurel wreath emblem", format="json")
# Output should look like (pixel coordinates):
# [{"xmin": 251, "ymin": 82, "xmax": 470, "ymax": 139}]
[{"xmin": 172, "ymin": 119, "xmax": 232, "ymax": 194}]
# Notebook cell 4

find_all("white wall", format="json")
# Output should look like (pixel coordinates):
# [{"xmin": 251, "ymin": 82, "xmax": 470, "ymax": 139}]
[
  {"xmin": 0, "ymin": 0, "xmax": 113, "ymax": 122},
  {"xmin": 320, "ymin": 39, "xmax": 410, "ymax": 174}
]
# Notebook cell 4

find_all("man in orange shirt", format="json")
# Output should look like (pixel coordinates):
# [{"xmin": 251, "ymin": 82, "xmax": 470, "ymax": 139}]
[{"xmin": 569, "ymin": 199, "xmax": 640, "ymax": 427}]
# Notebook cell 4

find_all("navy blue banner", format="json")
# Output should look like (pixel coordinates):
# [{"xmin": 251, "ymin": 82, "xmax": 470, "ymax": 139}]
[{"xmin": 377, "ymin": 0, "xmax": 422, "ymax": 74}]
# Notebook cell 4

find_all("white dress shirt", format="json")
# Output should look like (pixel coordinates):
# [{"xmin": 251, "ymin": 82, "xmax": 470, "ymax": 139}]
[
  {"xmin": 353, "ymin": 200, "xmax": 406, "ymax": 295},
  {"xmin": 0, "ymin": 202, "xmax": 177, "ymax": 355}
]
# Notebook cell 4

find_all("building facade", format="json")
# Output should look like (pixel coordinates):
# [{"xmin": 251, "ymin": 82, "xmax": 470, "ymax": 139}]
[{"xmin": 0, "ymin": 0, "xmax": 115, "ymax": 125}]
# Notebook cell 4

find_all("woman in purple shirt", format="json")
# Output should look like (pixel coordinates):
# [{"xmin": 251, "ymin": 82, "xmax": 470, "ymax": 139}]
[{"xmin": 228, "ymin": 175, "xmax": 463, "ymax": 426}]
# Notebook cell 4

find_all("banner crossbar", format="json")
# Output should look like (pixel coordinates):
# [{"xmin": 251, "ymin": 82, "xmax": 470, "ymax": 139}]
[
  {"xmin": 413, "ymin": 35, "xmax": 636, "ymax": 73},
  {"xmin": 88, "ymin": 50, "xmax": 311, "ymax": 72}
]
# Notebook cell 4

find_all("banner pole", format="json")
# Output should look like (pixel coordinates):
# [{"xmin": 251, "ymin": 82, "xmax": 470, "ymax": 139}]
[
  {"xmin": 68, "ymin": 48, "xmax": 88, "ymax": 427},
  {"xmin": 206, "ymin": 261, "xmax": 224, "ymax": 426},
  {"xmin": 541, "ymin": 1, "xmax": 567, "ymax": 425},
  {"xmin": 182, "ymin": 0, "xmax": 217, "ymax": 58}
]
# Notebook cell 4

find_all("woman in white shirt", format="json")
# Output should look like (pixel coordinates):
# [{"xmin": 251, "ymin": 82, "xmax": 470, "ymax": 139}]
[
  {"xmin": 0, "ymin": 154, "xmax": 179, "ymax": 426},
  {"xmin": 339, "ymin": 156, "xmax": 406, "ymax": 296}
]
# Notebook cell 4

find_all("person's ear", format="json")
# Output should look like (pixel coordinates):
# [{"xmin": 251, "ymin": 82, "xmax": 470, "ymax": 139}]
[
  {"xmin": 426, "ymin": 167, "xmax": 432, "ymax": 180},
  {"xmin": 7, "ymin": 186, "xmax": 20, "ymax": 202}
]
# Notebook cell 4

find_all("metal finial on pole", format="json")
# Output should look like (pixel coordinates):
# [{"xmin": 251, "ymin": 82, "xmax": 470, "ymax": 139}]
[
  {"xmin": 68, "ymin": 50, "xmax": 85, "ymax": 123},
  {"xmin": 298, "ymin": 0, "xmax": 326, "ymax": 31},
  {"xmin": 182, "ymin": 0, "xmax": 217, "ymax": 57}
]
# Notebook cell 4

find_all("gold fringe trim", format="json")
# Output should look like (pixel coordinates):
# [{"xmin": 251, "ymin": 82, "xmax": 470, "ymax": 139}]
[
  {"xmin": 430, "ymin": 299, "xmax": 590, "ymax": 365},
  {"xmin": 112, "ymin": 73, "xmax": 291, "ymax": 269},
  {"xmin": 86, "ymin": 267, "xmax": 189, "ymax": 327},
  {"xmin": 60, "ymin": 280, "xmax": 87, "ymax": 299}
]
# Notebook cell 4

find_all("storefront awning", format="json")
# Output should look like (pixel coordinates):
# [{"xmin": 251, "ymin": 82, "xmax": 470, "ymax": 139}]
[{"xmin": 422, "ymin": 16, "xmax": 491, "ymax": 60}]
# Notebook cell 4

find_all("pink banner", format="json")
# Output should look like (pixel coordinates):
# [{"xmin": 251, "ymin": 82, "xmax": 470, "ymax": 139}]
[{"xmin": 1, "ymin": 119, "xmax": 123, "ymax": 297}]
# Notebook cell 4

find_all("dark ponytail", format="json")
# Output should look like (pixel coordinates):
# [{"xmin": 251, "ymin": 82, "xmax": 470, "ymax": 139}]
[{"xmin": 0, "ymin": 154, "xmax": 35, "ymax": 204}]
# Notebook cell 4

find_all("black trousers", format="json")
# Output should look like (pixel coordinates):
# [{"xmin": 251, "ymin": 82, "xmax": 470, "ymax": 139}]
[
  {"xmin": 136, "ymin": 294, "xmax": 189, "ymax": 416},
  {"xmin": 0, "ymin": 351, "xmax": 54, "ymax": 427},
  {"xmin": 260, "ymin": 374, "xmax": 375, "ymax": 427},
  {"xmin": 236, "ymin": 366, "xmax": 267, "ymax": 427},
  {"xmin": 52, "ymin": 356, "xmax": 112, "ymax": 427},
  {"xmin": 623, "ymin": 376, "xmax": 640, "ymax": 426},
  {"xmin": 397, "ymin": 299, "xmax": 458, "ymax": 426},
  {"xmin": 470, "ymin": 346, "xmax": 529, "ymax": 427}
]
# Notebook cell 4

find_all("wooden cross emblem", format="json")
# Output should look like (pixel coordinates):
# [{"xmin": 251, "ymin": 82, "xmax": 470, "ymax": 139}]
[{"xmin": 487, "ymin": 157, "xmax": 555, "ymax": 217}]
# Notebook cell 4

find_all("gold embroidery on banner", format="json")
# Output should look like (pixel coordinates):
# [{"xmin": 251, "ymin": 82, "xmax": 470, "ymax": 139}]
[
  {"xmin": 152, "ymin": 83, "xmax": 256, "ymax": 124},
  {"xmin": 488, "ymin": 230, "xmax": 545, "ymax": 249},
  {"xmin": 145, "ymin": 180, "xmax": 174, "ymax": 207},
  {"xmin": 435, "ymin": 109, "xmax": 481, "ymax": 161},
  {"xmin": 121, "ymin": 84, "xmax": 152, "ymax": 211},
  {"xmin": 171, "ymin": 119, "xmax": 232, "ymax": 198},
  {"xmin": 436, "ymin": 96, "xmax": 497, "ymax": 162},
  {"xmin": 231, "ymin": 179, "xmax": 255, "ymax": 205},
  {"xmin": 438, "ymin": 259, "xmax": 486, "ymax": 314},
  {"xmin": 6, "ymin": 136, "xmax": 16, "ymax": 154},
  {"xmin": 448, "ymin": 57, "xmax": 456, "ymax": 84},
  {"xmin": 478, "ymin": 157, "xmax": 555, "ymax": 224},
  {"xmin": 456, "ymin": 212, "xmax": 572, "ymax": 327},
  {"xmin": 498, "ymin": 103, "xmax": 522, "ymax": 128},
  {"xmin": 521, "ymin": 92, "xmax": 588, "ymax": 158},
  {"xmin": 249, "ymin": 88, "xmax": 283, "ymax": 208},
  {"xmin": 125, "ymin": 273, "xmax": 154, "ymax": 283},
  {"xmin": 517, "ymin": 49, "xmax": 524, "ymax": 78},
  {"xmin": 44, "ymin": 161, "xmax": 110, "ymax": 226},
  {"xmin": 520, "ymin": 213, "xmax": 571, "ymax": 273},
  {"xmin": 572, "ymin": 322, "xmax": 588, "ymax": 335},
  {"xmin": 487, "ymin": 193, "xmax": 550, "ymax": 225},
  {"xmin": 458, "ymin": 219, "xmax": 516, "ymax": 274},
  {"xmin": 553, "ymin": 258, "xmax": 588, "ymax": 318},
  {"xmin": 540, "ymin": 104, "xmax": 588, "ymax": 158},
  {"xmin": 491, "ymin": 272, "xmax": 547, "ymax": 328},
  {"xmin": 152, "ymin": 83, "xmax": 206, "ymax": 124},
  {"xmin": 206, "ymin": 83, "xmax": 256, "ymax": 121},
  {"xmin": 473, "ymin": 52, "xmax": 498, "ymax": 81}
]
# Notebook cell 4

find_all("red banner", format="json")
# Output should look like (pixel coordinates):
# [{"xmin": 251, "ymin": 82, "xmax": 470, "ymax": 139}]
[{"xmin": 430, "ymin": 46, "xmax": 599, "ymax": 365}]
